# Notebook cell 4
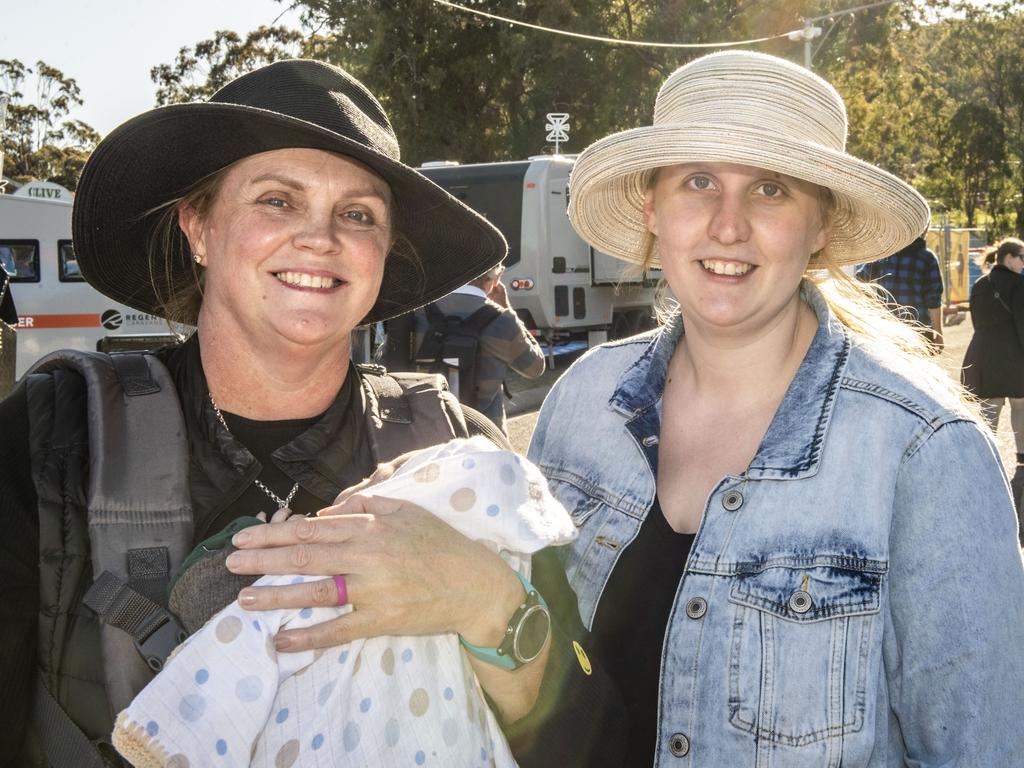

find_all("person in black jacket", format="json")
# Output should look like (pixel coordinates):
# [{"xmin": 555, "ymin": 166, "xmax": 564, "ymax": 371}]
[
  {"xmin": 0, "ymin": 59, "xmax": 523, "ymax": 767},
  {"xmin": 962, "ymin": 237, "xmax": 1024, "ymax": 455},
  {"xmin": 0, "ymin": 269, "xmax": 17, "ymax": 325}
]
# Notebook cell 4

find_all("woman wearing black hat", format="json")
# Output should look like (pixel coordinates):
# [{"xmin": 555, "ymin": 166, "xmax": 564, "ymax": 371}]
[{"xmin": 0, "ymin": 60, "xmax": 542, "ymax": 765}]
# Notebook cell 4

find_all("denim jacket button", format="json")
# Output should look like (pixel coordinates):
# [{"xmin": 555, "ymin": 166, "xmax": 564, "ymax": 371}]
[
  {"xmin": 685, "ymin": 597, "xmax": 707, "ymax": 619},
  {"xmin": 669, "ymin": 732, "xmax": 690, "ymax": 757},
  {"xmin": 722, "ymin": 490, "xmax": 743, "ymax": 511},
  {"xmin": 789, "ymin": 589, "xmax": 813, "ymax": 614}
]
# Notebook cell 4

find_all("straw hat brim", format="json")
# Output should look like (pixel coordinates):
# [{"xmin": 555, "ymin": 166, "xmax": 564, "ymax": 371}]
[
  {"xmin": 567, "ymin": 123, "xmax": 930, "ymax": 269},
  {"xmin": 73, "ymin": 103, "xmax": 507, "ymax": 324}
]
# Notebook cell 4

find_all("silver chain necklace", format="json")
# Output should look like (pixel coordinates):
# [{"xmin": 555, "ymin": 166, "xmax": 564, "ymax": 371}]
[{"xmin": 208, "ymin": 393, "xmax": 301, "ymax": 511}]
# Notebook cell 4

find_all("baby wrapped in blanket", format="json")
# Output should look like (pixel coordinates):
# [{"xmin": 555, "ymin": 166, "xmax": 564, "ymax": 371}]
[{"xmin": 112, "ymin": 437, "xmax": 575, "ymax": 768}]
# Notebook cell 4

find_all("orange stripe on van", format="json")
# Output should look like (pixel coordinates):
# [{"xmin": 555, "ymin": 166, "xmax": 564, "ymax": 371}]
[{"xmin": 18, "ymin": 314, "xmax": 100, "ymax": 329}]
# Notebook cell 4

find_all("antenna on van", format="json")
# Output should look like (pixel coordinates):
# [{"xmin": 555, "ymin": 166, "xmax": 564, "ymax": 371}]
[{"xmin": 545, "ymin": 112, "xmax": 570, "ymax": 155}]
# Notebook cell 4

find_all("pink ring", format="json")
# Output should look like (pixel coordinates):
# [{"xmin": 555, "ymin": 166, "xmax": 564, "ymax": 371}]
[{"xmin": 333, "ymin": 574, "xmax": 349, "ymax": 606}]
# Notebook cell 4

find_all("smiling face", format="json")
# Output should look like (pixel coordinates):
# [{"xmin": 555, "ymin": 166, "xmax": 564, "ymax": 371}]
[
  {"xmin": 643, "ymin": 162, "xmax": 831, "ymax": 339},
  {"xmin": 180, "ymin": 147, "xmax": 392, "ymax": 353}
]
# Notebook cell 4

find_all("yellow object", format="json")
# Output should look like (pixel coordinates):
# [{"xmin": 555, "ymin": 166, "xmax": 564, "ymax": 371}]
[
  {"xmin": 572, "ymin": 640, "xmax": 593, "ymax": 676},
  {"xmin": 926, "ymin": 229, "xmax": 974, "ymax": 305}
]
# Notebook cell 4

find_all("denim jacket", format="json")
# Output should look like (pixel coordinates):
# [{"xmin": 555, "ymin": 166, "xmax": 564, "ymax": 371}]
[{"xmin": 528, "ymin": 282, "xmax": 1024, "ymax": 767}]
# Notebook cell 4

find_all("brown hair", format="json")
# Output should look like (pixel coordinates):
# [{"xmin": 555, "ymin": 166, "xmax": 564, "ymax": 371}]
[
  {"xmin": 993, "ymin": 237, "xmax": 1024, "ymax": 267},
  {"xmin": 145, "ymin": 169, "xmax": 227, "ymax": 327}
]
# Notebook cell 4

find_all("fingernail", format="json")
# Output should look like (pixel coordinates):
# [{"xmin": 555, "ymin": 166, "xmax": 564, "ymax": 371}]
[
  {"xmin": 232, "ymin": 531, "xmax": 251, "ymax": 547},
  {"xmin": 274, "ymin": 635, "xmax": 292, "ymax": 651},
  {"xmin": 225, "ymin": 552, "xmax": 242, "ymax": 571},
  {"xmin": 238, "ymin": 589, "xmax": 256, "ymax": 606}
]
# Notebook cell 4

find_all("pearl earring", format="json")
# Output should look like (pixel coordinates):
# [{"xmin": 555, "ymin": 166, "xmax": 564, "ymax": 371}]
[{"xmin": 194, "ymin": 252, "xmax": 204, "ymax": 265}]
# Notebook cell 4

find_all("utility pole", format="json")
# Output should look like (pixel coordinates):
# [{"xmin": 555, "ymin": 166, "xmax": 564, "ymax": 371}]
[
  {"xmin": 789, "ymin": 0, "xmax": 896, "ymax": 69},
  {"xmin": 790, "ymin": 20, "xmax": 822, "ymax": 68}
]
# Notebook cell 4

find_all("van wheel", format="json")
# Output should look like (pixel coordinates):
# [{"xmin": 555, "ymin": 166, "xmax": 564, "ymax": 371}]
[
  {"xmin": 611, "ymin": 309, "xmax": 653, "ymax": 339},
  {"xmin": 635, "ymin": 310, "xmax": 658, "ymax": 332}
]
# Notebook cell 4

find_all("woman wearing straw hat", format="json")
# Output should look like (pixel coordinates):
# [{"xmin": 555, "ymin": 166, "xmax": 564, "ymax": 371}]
[
  {"xmin": 0, "ymin": 59, "xmax": 552, "ymax": 765},
  {"xmin": 500, "ymin": 51, "xmax": 1024, "ymax": 765}
]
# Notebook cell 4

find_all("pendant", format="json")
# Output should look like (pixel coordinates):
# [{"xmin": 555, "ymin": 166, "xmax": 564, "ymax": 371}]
[{"xmin": 271, "ymin": 506, "xmax": 293, "ymax": 523}]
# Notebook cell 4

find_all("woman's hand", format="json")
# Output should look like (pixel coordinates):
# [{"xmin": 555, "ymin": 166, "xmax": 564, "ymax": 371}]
[{"xmin": 225, "ymin": 494, "xmax": 525, "ymax": 654}]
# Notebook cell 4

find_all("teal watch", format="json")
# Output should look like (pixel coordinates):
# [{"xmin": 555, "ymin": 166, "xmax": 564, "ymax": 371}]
[{"xmin": 460, "ymin": 571, "xmax": 550, "ymax": 671}]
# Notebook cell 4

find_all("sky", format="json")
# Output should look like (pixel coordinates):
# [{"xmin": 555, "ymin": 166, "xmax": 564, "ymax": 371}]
[{"xmin": 4, "ymin": 0, "xmax": 306, "ymax": 136}]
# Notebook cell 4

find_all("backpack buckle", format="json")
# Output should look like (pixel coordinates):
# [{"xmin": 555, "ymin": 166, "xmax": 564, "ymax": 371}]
[
  {"xmin": 135, "ymin": 615, "xmax": 188, "ymax": 672},
  {"xmin": 84, "ymin": 570, "xmax": 188, "ymax": 673}
]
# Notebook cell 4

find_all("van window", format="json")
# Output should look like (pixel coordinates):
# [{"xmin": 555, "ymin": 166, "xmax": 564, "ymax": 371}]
[
  {"xmin": 59, "ymin": 240, "xmax": 83, "ymax": 282},
  {"xmin": 0, "ymin": 240, "xmax": 40, "ymax": 283}
]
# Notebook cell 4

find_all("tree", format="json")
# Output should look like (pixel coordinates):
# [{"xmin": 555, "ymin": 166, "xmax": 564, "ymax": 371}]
[
  {"xmin": 151, "ymin": 26, "xmax": 321, "ymax": 105},
  {"xmin": 154, "ymin": 0, "xmax": 1024, "ymax": 232},
  {"xmin": 934, "ymin": 103, "xmax": 1007, "ymax": 226},
  {"xmin": 0, "ymin": 58, "xmax": 100, "ymax": 189}
]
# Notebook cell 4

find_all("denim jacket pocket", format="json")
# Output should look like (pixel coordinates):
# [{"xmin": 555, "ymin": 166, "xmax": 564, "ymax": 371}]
[{"xmin": 726, "ymin": 562, "xmax": 884, "ymax": 748}]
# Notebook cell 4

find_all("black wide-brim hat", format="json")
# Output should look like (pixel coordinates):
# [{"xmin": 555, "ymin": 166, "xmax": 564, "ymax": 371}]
[{"xmin": 72, "ymin": 59, "xmax": 506, "ymax": 323}]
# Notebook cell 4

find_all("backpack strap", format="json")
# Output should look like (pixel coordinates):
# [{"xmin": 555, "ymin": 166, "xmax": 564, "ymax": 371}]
[
  {"xmin": 27, "ymin": 350, "xmax": 193, "ymax": 718},
  {"xmin": 33, "ymin": 672, "xmax": 108, "ymax": 768},
  {"xmin": 357, "ymin": 364, "xmax": 468, "ymax": 463},
  {"xmin": 357, "ymin": 364, "xmax": 512, "ymax": 460},
  {"xmin": 453, "ymin": 303, "xmax": 503, "ymax": 405},
  {"xmin": 460, "ymin": 302, "xmax": 502, "ymax": 334}
]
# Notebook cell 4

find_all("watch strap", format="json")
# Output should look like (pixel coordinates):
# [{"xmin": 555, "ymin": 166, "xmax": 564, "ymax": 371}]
[{"xmin": 459, "ymin": 570, "xmax": 548, "ymax": 670}]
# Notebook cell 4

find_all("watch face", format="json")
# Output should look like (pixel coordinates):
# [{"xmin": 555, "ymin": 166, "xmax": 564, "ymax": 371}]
[{"xmin": 513, "ymin": 604, "xmax": 550, "ymax": 663}]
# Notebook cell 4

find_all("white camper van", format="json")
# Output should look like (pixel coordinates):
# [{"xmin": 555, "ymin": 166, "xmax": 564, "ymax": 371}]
[
  {"xmin": 0, "ymin": 191, "xmax": 175, "ymax": 379},
  {"xmin": 418, "ymin": 156, "xmax": 660, "ymax": 344}
]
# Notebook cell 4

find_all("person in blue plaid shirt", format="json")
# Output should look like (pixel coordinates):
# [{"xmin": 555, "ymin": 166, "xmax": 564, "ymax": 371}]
[{"xmin": 855, "ymin": 234, "xmax": 945, "ymax": 350}]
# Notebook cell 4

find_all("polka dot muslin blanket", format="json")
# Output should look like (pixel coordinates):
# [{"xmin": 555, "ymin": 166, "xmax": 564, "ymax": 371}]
[{"xmin": 111, "ymin": 437, "xmax": 576, "ymax": 768}]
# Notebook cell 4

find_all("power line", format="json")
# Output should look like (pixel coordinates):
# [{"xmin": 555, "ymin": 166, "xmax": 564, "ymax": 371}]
[{"xmin": 431, "ymin": 0, "xmax": 793, "ymax": 49}]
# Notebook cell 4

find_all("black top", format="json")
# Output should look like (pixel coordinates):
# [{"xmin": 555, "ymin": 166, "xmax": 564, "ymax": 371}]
[
  {"xmin": 592, "ymin": 499, "xmax": 695, "ymax": 765},
  {"xmin": 506, "ymin": 498, "xmax": 695, "ymax": 767},
  {"xmin": 208, "ymin": 392, "xmax": 345, "ymax": 530}
]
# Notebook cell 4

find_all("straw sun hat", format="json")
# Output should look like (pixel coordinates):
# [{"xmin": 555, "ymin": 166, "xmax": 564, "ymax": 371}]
[{"xmin": 567, "ymin": 51, "xmax": 929, "ymax": 269}]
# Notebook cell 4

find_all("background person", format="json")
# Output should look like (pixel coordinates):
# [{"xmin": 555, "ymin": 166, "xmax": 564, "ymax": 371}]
[
  {"xmin": 414, "ymin": 262, "xmax": 546, "ymax": 433},
  {"xmin": 0, "ymin": 59, "xmax": 528, "ymax": 766},
  {"xmin": 962, "ymin": 237, "xmax": 1024, "ymax": 535},
  {"xmin": 0, "ymin": 270, "xmax": 15, "ymax": 398},
  {"xmin": 0, "ymin": 268, "xmax": 16, "ymax": 325},
  {"xmin": 856, "ymin": 230, "xmax": 945, "ymax": 350}
]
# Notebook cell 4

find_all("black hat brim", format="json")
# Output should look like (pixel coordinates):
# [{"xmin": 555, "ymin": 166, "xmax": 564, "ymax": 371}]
[{"xmin": 72, "ymin": 103, "xmax": 507, "ymax": 324}]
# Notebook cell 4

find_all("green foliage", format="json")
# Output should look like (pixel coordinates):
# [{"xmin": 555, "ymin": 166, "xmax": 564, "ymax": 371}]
[
  {"xmin": 0, "ymin": 58, "xmax": 100, "ymax": 190},
  {"xmin": 150, "ymin": 26, "xmax": 319, "ymax": 105},
  {"xmin": 1, "ymin": 0, "xmax": 1019, "ymax": 233}
]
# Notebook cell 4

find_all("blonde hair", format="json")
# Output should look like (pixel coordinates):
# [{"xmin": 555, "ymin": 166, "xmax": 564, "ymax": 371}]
[{"xmin": 809, "ymin": 257, "xmax": 976, "ymax": 415}]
